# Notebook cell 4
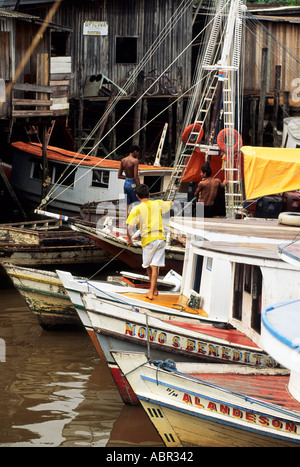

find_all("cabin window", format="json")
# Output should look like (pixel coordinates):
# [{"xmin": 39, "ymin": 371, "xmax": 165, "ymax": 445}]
[
  {"xmin": 92, "ymin": 169, "xmax": 110, "ymax": 188},
  {"xmin": 116, "ymin": 37, "xmax": 137, "ymax": 63},
  {"xmin": 143, "ymin": 176, "xmax": 161, "ymax": 193},
  {"xmin": 31, "ymin": 159, "xmax": 75, "ymax": 187},
  {"xmin": 52, "ymin": 162, "xmax": 75, "ymax": 186}
]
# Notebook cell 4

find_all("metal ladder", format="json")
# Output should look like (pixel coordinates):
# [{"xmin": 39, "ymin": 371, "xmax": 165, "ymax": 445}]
[
  {"xmin": 163, "ymin": 71, "xmax": 219, "ymax": 201},
  {"xmin": 222, "ymin": 76, "xmax": 243, "ymax": 218},
  {"xmin": 162, "ymin": 1, "xmax": 226, "ymax": 201},
  {"xmin": 220, "ymin": 1, "xmax": 244, "ymax": 218}
]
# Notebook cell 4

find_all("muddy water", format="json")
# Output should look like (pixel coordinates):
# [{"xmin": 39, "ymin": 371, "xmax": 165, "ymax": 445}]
[{"xmin": 0, "ymin": 285, "xmax": 163, "ymax": 447}]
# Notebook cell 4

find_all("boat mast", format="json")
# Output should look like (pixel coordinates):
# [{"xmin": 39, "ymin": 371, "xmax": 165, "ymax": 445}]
[{"xmin": 164, "ymin": 0, "xmax": 246, "ymax": 219}]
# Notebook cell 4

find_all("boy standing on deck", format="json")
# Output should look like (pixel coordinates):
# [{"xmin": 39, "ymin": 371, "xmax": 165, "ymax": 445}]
[
  {"xmin": 126, "ymin": 184, "xmax": 173, "ymax": 300},
  {"xmin": 118, "ymin": 145, "xmax": 141, "ymax": 216}
]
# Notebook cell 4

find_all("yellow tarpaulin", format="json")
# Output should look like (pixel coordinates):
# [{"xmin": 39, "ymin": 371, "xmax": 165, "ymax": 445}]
[{"xmin": 242, "ymin": 146, "xmax": 300, "ymax": 200}]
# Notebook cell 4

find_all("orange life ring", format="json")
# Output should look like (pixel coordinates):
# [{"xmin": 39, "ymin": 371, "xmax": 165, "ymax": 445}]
[
  {"xmin": 181, "ymin": 123, "xmax": 204, "ymax": 145},
  {"xmin": 217, "ymin": 129, "xmax": 243, "ymax": 153}
]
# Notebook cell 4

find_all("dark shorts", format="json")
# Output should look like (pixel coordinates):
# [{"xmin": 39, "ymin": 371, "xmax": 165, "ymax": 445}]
[
  {"xmin": 124, "ymin": 178, "xmax": 138, "ymax": 205},
  {"xmin": 204, "ymin": 205, "xmax": 214, "ymax": 217}
]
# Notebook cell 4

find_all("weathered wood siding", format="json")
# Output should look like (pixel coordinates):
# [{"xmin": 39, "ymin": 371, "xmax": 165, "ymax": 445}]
[
  {"xmin": 46, "ymin": 0, "xmax": 192, "ymax": 99},
  {"xmin": 244, "ymin": 18, "xmax": 300, "ymax": 99}
]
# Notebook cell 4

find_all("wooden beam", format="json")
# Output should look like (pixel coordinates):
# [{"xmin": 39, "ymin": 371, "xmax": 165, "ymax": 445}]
[
  {"xmin": 12, "ymin": 110, "xmax": 54, "ymax": 117},
  {"xmin": 257, "ymin": 48, "xmax": 268, "ymax": 147},
  {"xmin": 13, "ymin": 83, "xmax": 53, "ymax": 93},
  {"xmin": 12, "ymin": 99, "xmax": 52, "ymax": 106}
]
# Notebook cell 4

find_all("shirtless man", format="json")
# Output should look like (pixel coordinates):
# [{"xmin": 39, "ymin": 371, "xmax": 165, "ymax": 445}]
[
  {"xmin": 118, "ymin": 145, "xmax": 141, "ymax": 215},
  {"xmin": 194, "ymin": 165, "xmax": 227, "ymax": 217}
]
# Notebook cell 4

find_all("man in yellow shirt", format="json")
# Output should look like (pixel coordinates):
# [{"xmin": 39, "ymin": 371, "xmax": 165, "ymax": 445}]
[{"xmin": 127, "ymin": 184, "xmax": 172, "ymax": 300}]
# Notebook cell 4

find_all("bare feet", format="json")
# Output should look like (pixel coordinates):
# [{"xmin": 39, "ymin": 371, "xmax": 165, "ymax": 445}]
[{"xmin": 145, "ymin": 289, "xmax": 158, "ymax": 300}]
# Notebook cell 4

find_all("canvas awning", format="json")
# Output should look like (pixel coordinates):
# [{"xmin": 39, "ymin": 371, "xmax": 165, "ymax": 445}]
[
  {"xmin": 242, "ymin": 146, "xmax": 300, "ymax": 200},
  {"xmin": 182, "ymin": 150, "xmax": 224, "ymax": 183}
]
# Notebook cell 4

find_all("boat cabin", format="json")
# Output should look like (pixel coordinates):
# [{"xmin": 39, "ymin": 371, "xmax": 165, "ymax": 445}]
[
  {"xmin": 11, "ymin": 142, "xmax": 173, "ymax": 215},
  {"xmin": 172, "ymin": 216, "xmax": 300, "ymax": 347}
]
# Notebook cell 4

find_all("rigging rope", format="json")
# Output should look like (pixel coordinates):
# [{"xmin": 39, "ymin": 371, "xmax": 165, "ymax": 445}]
[{"xmin": 38, "ymin": 1, "xmax": 231, "ymax": 209}]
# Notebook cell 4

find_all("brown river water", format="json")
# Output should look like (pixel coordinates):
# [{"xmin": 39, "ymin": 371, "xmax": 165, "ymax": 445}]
[{"xmin": 0, "ymin": 280, "xmax": 163, "ymax": 448}]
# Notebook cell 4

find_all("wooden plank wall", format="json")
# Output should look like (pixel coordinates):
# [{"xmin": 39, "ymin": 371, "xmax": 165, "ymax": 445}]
[
  {"xmin": 48, "ymin": 0, "xmax": 192, "ymax": 99},
  {"xmin": 244, "ymin": 19, "xmax": 300, "ymax": 99}
]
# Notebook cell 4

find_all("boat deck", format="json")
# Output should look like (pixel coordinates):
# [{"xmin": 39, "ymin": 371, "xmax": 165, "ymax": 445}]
[
  {"xmin": 120, "ymin": 292, "xmax": 208, "ymax": 317},
  {"xmin": 192, "ymin": 372, "xmax": 300, "ymax": 413},
  {"xmin": 120, "ymin": 292, "xmax": 261, "ymax": 349}
]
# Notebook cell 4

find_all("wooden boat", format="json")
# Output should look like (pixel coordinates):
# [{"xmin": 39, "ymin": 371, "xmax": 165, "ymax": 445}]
[
  {"xmin": 68, "ymin": 215, "xmax": 185, "ymax": 274},
  {"xmin": 11, "ymin": 141, "xmax": 173, "ymax": 216},
  {"xmin": 80, "ymin": 291, "xmax": 278, "ymax": 405},
  {"xmin": 0, "ymin": 218, "xmax": 112, "ymax": 268},
  {"xmin": 3, "ymin": 263, "xmax": 178, "ymax": 332},
  {"xmin": 3, "ymin": 263, "xmax": 80, "ymax": 330},
  {"xmin": 112, "ymin": 351, "xmax": 299, "ymax": 447},
  {"xmin": 56, "ymin": 212, "xmax": 300, "ymax": 403}
]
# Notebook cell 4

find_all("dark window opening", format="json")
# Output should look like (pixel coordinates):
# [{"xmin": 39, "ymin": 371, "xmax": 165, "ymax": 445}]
[
  {"xmin": 51, "ymin": 31, "xmax": 70, "ymax": 56},
  {"xmin": 116, "ymin": 37, "xmax": 137, "ymax": 63},
  {"xmin": 193, "ymin": 255, "xmax": 203, "ymax": 293},
  {"xmin": 233, "ymin": 263, "xmax": 243, "ymax": 320},
  {"xmin": 143, "ymin": 175, "xmax": 161, "ymax": 193},
  {"xmin": 31, "ymin": 159, "xmax": 75, "ymax": 187},
  {"xmin": 251, "ymin": 266, "xmax": 262, "ymax": 333},
  {"xmin": 92, "ymin": 169, "xmax": 110, "ymax": 188}
]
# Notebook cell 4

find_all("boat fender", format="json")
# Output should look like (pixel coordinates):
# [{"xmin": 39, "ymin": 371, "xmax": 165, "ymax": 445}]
[
  {"xmin": 278, "ymin": 211, "xmax": 300, "ymax": 226},
  {"xmin": 181, "ymin": 123, "xmax": 204, "ymax": 145},
  {"xmin": 217, "ymin": 128, "xmax": 243, "ymax": 153}
]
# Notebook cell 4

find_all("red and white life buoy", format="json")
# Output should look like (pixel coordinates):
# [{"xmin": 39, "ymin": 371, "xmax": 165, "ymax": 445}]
[
  {"xmin": 217, "ymin": 129, "xmax": 243, "ymax": 153},
  {"xmin": 181, "ymin": 123, "xmax": 204, "ymax": 145}
]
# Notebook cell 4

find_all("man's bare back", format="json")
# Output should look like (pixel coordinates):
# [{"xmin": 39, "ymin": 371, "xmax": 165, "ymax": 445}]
[
  {"xmin": 195, "ymin": 178, "xmax": 225, "ymax": 206},
  {"xmin": 194, "ymin": 165, "xmax": 227, "ymax": 209},
  {"xmin": 118, "ymin": 146, "xmax": 141, "ymax": 185}
]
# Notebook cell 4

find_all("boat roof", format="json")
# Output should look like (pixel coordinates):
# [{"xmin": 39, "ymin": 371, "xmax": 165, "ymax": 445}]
[
  {"xmin": 193, "ymin": 240, "xmax": 284, "ymax": 264},
  {"xmin": 278, "ymin": 241, "xmax": 300, "ymax": 268},
  {"xmin": 262, "ymin": 299, "xmax": 300, "ymax": 352},
  {"xmin": 12, "ymin": 142, "xmax": 173, "ymax": 172},
  {"xmin": 171, "ymin": 217, "xmax": 300, "ymax": 243}
]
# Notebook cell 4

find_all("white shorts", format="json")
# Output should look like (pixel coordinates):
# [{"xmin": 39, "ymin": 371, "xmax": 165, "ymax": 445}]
[{"xmin": 142, "ymin": 239, "xmax": 166, "ymax": 268}]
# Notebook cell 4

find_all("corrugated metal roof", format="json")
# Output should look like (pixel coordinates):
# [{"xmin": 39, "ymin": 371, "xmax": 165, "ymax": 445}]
[
  {"xmin": 0, "ymin": 0, "xmax": 55, "ymax": 6},
  {"xmin": 0, "ymin": 8, "xmax": 39, "ymax": 20}
]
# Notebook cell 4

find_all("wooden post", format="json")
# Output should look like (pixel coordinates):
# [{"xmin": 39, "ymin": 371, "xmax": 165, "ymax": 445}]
[
  {"xmin": 141, "ymin": 97, "xmax": 148, "ymax": 156},
  {"xmin": 257, "ymin": 48, "xmax": 268, "ymax": 147},
  {"xmin": 250, "ymin": 98, "xmax": 257, "ymax": 146},
  {"xmin": 0, "ymin": 165, "xmax": 27, "ymax": 219},
  {"xmin": 283, "ymin": 91, "xmax": 290, "ymax": 120},
  {"xmin": 273, "ymin": 65, "xmax": 281, "ymax": 146},
  {"xmin": 91, "ymin": 87, "xmax": 118, "ymax": 156},
  {"xmin": 168, "ymin": 100, "xmax": 173, "ymax": 164},
  {"xmin": 176, "ymin": 66, "xmax": 183, "ymax": 154},
  {"xmin": 132, "ymin": 71, "xmax": 145, "ymax": 147},
  {"xmin": 41, "ymin": 123, "xmax": 49, "ymax": 201}
]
